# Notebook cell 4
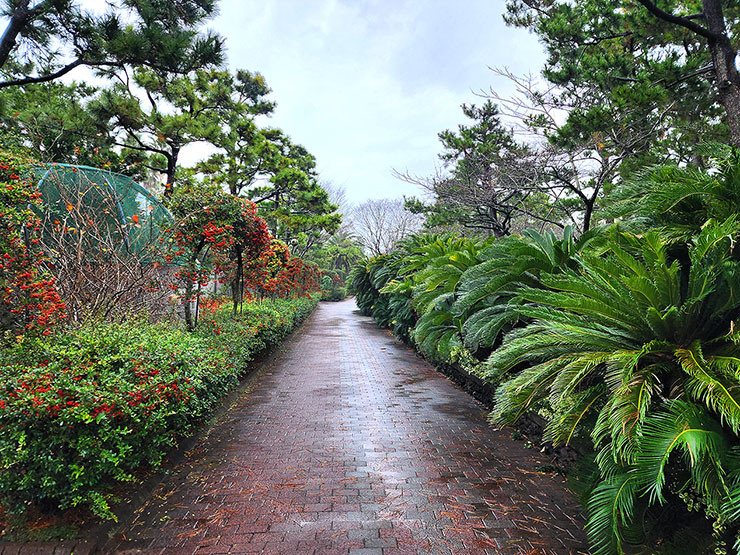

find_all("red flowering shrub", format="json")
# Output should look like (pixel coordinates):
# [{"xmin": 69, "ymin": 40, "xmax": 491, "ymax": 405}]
[
  {"xmin": 0, "ymin": 321, "xmax": 225, "ymax": 519},
  {"xmin": 0, "ymin": 149, "xmax": 65, "ymax": 335},
  {"xmin": 0, "ymin": 294, "xmax": 319, "ymax": 520},
  {"xmin": 282, "ymin": 257, "xmax": 321, "ymax": 297},
  {"xmin": 165, "ymin": 184, "xmax": 270, "ymax": 328},
  {"xmin": 231, "ymin": 200, "xmax": 270, "ymax": 258},
  {"xmin": 244, "ymin": 238, "xmax": 321, "ymax": 299},
  {"xmin": 227, "ymin": 199, "xmax": 270, "ymax": 313}
]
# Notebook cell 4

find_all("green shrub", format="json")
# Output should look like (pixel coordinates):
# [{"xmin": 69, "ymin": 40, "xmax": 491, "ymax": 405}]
[
  {"xmin": 322, "ymin": 287, "xmax": 347, "ymax": 301},
  {"xmin": 196, "ymin": 295, "xmax": 319, "ymax": 367},
  {"xmin": 0, "ymin": 294, "xmax": 318, "ymax": 520},
  {"xmin": 320, "ymin": 272, "xmax": 347, "ymax": 301}
]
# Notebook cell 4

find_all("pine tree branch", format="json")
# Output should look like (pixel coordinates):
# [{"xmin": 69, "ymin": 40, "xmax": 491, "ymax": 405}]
[
  {"xmin": 0, "ymin": 0, "xmax": 58, "ymax": 69},
  {"xmin": 635, "ymin": 0, "xmax": 717, "ymax": 40},
  {"xmin": 584, "ymin": 31, "xmax": 633, "ymax": 46},
  {"xmin": 0, "ymin": 58, "xmax": 121, "ymax": 89},
  {"xmin": 141, "ymin": 163, "xmax": 166, "ymax": 174},
  {"xmin": 113, "ymin": 140, "xmax": 169, "ymax": 158},
  {"xmin": 667, "ymin": 64, "xmax": 714, "ymax": 87}
]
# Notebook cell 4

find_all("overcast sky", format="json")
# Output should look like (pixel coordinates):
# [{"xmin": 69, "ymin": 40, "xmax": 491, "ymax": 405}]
[
  {"xmin": 4, "ymin": 1, "xmax": 546, "ymax": 204},
  {"xmin": 205, "ymin": 0, "xmax": 546, "ymax": 204}
]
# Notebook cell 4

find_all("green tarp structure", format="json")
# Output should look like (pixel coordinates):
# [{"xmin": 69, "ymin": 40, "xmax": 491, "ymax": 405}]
[{"xmin": 32, "ymin": 163, "xmax": 173, "ymax": 258}]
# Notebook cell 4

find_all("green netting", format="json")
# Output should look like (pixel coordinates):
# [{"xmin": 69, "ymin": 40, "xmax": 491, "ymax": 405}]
[{"xmin": 32, "ymin": 164, "xmax": 173, "ymax": 258}]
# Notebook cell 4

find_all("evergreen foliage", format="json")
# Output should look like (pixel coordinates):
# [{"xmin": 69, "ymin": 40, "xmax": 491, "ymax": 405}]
[{"xmin": 352, "ymin": 148, "xmax": 740, "ymax": 553}]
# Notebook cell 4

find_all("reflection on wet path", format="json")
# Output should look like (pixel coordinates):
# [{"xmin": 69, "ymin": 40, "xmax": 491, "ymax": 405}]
[{"xmin": 113, "ymin": 299, "xmax": 587, "ymax": 554}]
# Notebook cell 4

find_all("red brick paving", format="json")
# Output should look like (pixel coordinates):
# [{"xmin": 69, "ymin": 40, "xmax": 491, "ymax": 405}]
[
  {"xmin": 8, "ymin": 299, "xmax": 589, "ymax": 554},
  {"xmin": 114, "ymin": 299, "xmax": 589, "ymax": 554}
]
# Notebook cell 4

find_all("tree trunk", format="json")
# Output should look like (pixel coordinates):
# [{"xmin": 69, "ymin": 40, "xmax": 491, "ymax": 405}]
[
  {"xmin": 183, "ymin": 245, "xmax": 202, "ymax": 331},
  {"xmin": 703, "ymin": 0, "xmax": 740, "ymax": 146},
  {"xmin": 0, "ymin": 0, "xmax": 30, "ymax": 70},
  {"xmin": 163, "ymin": 147, "xmax": 180, "ymax": 200},
  {"xmin": 184, "ymin": 278, "xmax": 194, "ymax": 330},
  {"xmin": 582, "ymin": 200, "xmax": 594, "ymax": 233},
  {"xmin": 231, "ymin": 246, "xmax": 243, "ymax": 316}
]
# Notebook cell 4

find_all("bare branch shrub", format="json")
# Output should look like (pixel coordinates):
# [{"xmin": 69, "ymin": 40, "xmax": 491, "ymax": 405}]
[{"xmin": 37, "ymin": 169, "xmax": 173, "ymax": 322}]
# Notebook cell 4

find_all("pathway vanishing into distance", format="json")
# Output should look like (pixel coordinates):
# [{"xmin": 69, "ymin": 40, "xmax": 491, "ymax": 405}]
[{"xmin": 113, "ymin": 299, "xmax": 587, "ymax": 555}]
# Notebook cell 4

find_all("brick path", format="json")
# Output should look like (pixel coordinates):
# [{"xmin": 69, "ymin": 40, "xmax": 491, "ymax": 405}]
[{"xmin": 111, "ymin": 299, "xmax": 588, "ymax": 554}]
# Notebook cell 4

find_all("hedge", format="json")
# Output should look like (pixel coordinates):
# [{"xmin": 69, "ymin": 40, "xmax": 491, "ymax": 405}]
[{"xmin": 0, "ymin": 294, "xmax": 319, "ymax": 520}]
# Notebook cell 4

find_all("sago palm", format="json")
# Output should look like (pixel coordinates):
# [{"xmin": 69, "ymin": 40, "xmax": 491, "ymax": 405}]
[
  {"xmin": 372, "ymin": 234, "xmax": 444, "ymax": 341},
  {"xmin": 351, "ymin": 235, "xmax": 444, "ymax": 342},
  {"xmin": 454, "ymin": 226, "xmax": 602, "ymax": 356},
  {"xmin": 395, "ymin": 236, "xmax": 490, "ymax": 363},
  {"xmin": 606, "ymin": 143, "xmax": 740, "ymax": 241},
  {"xmin": 349, "ymin": 259, "xmax": 380, "ymax": 316},
  {"xmin": 488, "ymin": 218, "xmax": 740, "ymax": 554}
]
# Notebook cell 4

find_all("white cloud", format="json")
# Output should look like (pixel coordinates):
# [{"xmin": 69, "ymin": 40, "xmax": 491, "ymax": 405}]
[{"xmin": 203, "ymin": 0, "xmax": 546, "ymax": 203}]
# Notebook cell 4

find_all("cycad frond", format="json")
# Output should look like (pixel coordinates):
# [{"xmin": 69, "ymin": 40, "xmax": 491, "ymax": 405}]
[
  {"xmin": 455, "ymin": 227, "xmax": 599, "ymax": 352},
  {"xmin": 462, "ymin": 302, "xmax": 521, "ymax": 352},
  {"xmin": 606, "ymin": 144, "xmax": 740, "ymax": 240},
  {"xmin": 585, "ymin": 472, "xmax": 640, "ymax": 555},
  {"xmin": 635, "ymin": 400, "xmax": 727, "ymax": 505},
  {"xmin": 487, "ymin": 218, "xmax": 740, "ymax": 553},
  {"xmin": 544, "ymin": 385, "xmax": 607, "ymax": 446},
  {"xmin": 677, "ymin": 342, "xmax": 740, "ymax": 434}
]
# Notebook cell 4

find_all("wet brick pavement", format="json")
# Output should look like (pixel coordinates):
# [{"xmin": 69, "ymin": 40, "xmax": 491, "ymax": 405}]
[{"xmin": 102, "ymin": 299, "xmax": 585, "ymax": 553}]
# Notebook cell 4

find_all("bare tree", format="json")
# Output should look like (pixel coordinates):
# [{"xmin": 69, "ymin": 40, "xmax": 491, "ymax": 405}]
[
  {"xmin": 323, "ymin": 182, "xmax": 357, "ymax": 235},
  {"xmin": 353, "ymin": 198, "xmax": 424, "ymax": 256},
  {"xmin": 483, "ymin": 68, "xmax": 670, "ymax": 232}
]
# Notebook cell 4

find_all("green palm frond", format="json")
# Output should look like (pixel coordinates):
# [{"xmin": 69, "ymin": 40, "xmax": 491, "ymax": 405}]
[
  {"xmin": 635, "ymin": 401, "xmax": 728, "ymax": 505},
  {"xmin": 544, "ymin": 385, "xmax": 607, "ymax": 446},
  {"xmin": 454, "ymin": 226, "xmax": 598, "ymax": 353},
  {"xmin": 487, "ymin": 218, "xmax": 740, "ymax": 554},
  {"xmin": 677, "ymin": 342, "xmax": 740, "ymax": 434},
  {"xmin": 462, "ymin": 302, "xmax": 521, "ymax": 352},
  {"xmin": 490, "ymin": 355, "xmax": 574, "ymax": 424},
  {"xmin": 585, "ymin": 472, "xmax": 641, "ymax": 555},
  {"xmin": 606, "ymin": 144, "xmax": 740, "ymax": 240},
  {"xmin": 414, "ymin": 310, "xmax": 461, "ymax": 361},
  {"xmin": 400, "ymin": 235, "xmax": 489, "ymax": 361}
]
